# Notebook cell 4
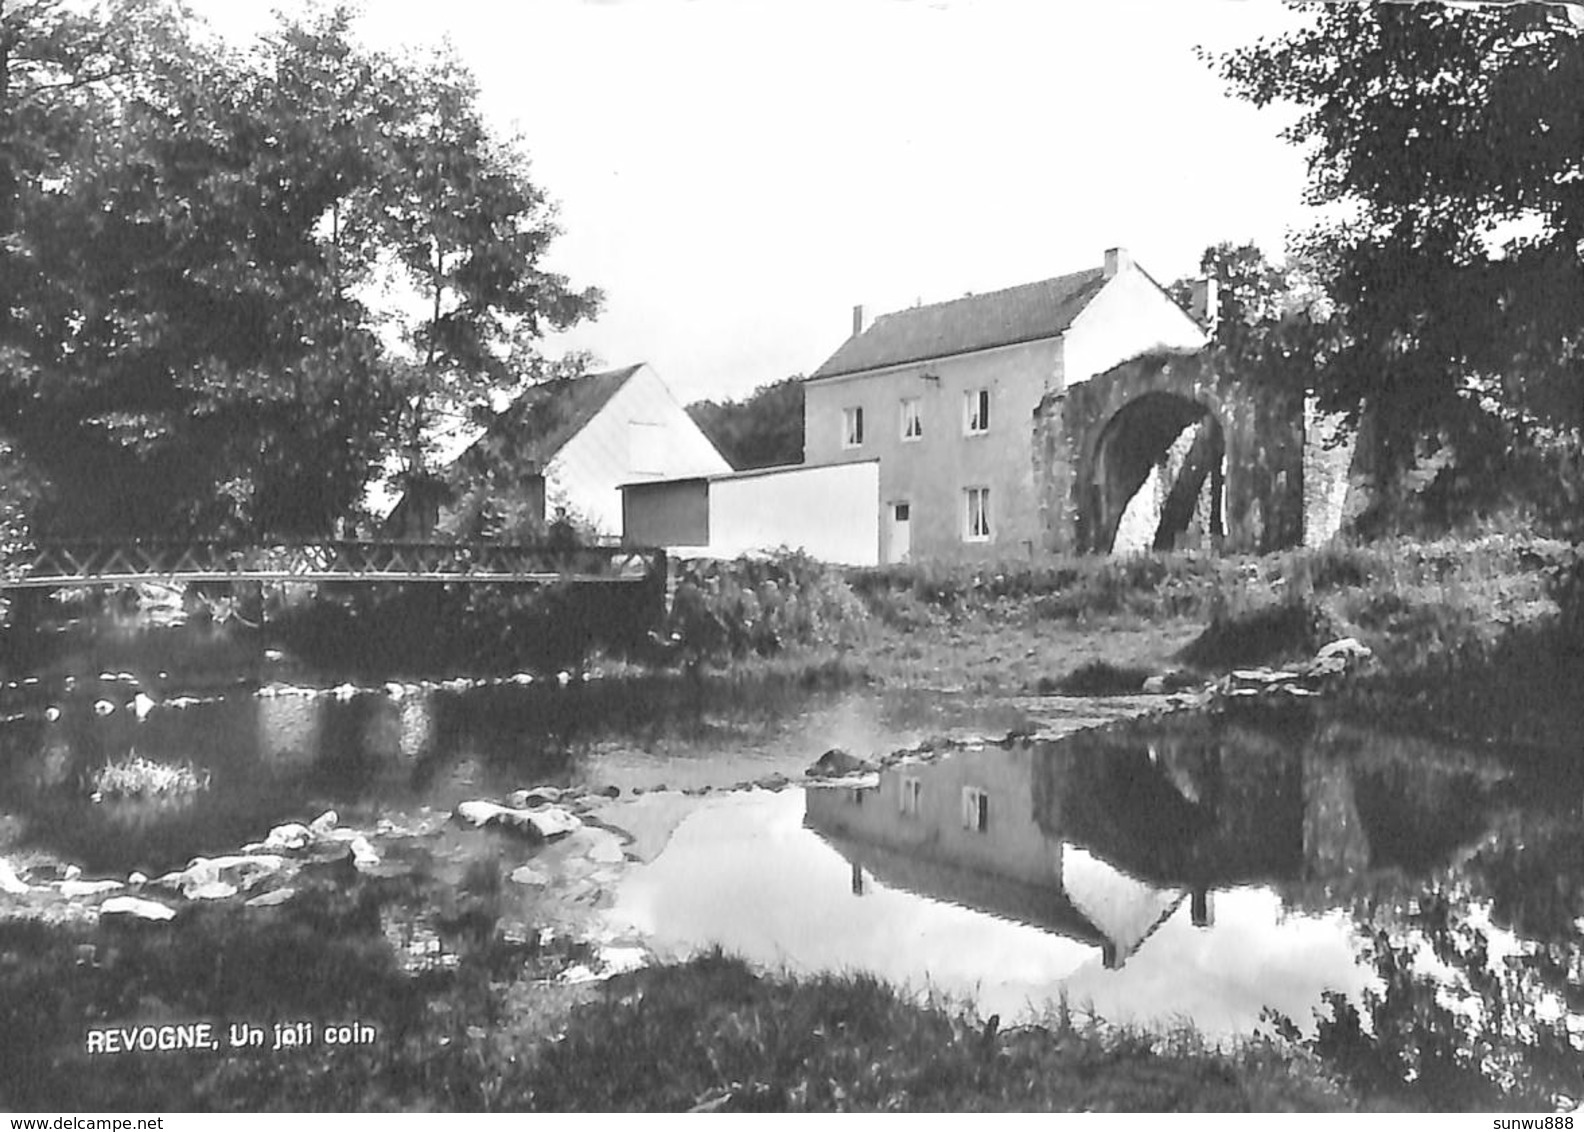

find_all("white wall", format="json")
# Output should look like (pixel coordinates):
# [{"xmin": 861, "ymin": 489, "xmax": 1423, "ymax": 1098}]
[
  {"xmin": 708, "ymin": 462, "xmax": 880, "ymax": 566},
  {"xmin": 548, "ymin": 364, "xmax": 732, "ymax": 535},
  {"xmin": 1063, "ymin": 266, "xmax": 1207, "ymax": 389}
]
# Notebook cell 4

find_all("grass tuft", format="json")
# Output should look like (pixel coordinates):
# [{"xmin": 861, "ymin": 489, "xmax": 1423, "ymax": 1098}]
[{"xmin": 87, "ymin": 754, "xmax": 211, "ymax": 799}]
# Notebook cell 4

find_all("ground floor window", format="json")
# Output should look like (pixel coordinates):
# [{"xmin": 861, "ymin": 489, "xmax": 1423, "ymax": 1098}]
[{"xmin": 964, "ymin": 486, "xmax": 991, "ymax": 541}]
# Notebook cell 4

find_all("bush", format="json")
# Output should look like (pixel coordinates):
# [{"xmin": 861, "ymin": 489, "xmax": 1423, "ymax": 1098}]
[
  {"xmin": 1050, "ymin": 659, "xmax": 1156, "ymax": 695},
  {"xmin": 1180, "ymin": 595, "xmax": 1334, "ymax": 670},
  {"xmin": 666, "ymin": 551, "xmax": 870, "ymax": 661}
]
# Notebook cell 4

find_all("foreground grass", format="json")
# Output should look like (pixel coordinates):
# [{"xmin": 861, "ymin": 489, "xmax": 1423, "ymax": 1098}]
[
  {"xmin": 2, "ymin": 904, "xmax": 1361, "ymax": 1113},
  {"xmin": 520, "ymin": 951, "xmax": 1358, "ymax": 1112}
]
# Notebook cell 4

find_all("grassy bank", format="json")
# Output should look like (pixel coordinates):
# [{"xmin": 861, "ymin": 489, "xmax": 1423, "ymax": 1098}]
[
  {"xmin": 519, "ymin": 951, "xmax": 1358, "ymax": 1112},
  {"xmin": 656, "ymin": 533, "xmax": 1581, "ymax": 755},
  {"xmin": 695, "ymin": 533, "xmax": 1565, "ymax": 686},
  {"xmin": 0, "ymin": 902, "xmax": 1359, "ymax": 1113}
]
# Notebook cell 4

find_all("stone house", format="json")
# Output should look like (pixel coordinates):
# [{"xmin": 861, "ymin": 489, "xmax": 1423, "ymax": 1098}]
[
  {"xmin": 802, "ymin": 248, "xmax": 1209, "ymax": 562},
  {"xmin": 385, "ymin": 363, "xmax": 730, "ymax": 540}
]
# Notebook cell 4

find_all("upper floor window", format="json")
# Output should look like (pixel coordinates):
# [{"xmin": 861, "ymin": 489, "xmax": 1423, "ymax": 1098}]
[
  {"xmin": 964, "ymin": 486, "xmax": 991, "ymax": 542},
  {"xmin": 900, "ymin": 397, "xmax": 923, "ymax": 441},
  {"xmin": 964, "ymin": 388, "xmax": 991, "ymax": 435},
  {"xmin": 843, "ymin": 405, "xmax": 865, "ymax": 448},
  {"xmin": 962, "ymin": 786, "xmax": 989, "ymax": 832}
]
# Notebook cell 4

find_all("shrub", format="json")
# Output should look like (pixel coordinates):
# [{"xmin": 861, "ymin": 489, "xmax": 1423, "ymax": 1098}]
[
  {"xmin": 666, "ymin": 551, "xmax": 870, "ymax": 660},
  {"xmin": 1180, "ymin": 595, "xmax": 1333, "ymax": 670}
]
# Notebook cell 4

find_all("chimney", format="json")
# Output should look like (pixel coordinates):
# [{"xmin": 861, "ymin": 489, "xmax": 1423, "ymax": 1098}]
[
  {"xmin": 1190, "ymin": 276, "xmax": 1219, "ymax": 335},
  {"xmin": 1103, "ymin": 247, "xmax": 1131, "ymax": 279},
  {"xmin": 851, "ymin": 304, "xmax": 866, "ymax": 338}
]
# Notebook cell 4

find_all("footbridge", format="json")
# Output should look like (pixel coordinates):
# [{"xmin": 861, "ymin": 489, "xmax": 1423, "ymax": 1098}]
[{"xmin": 0, "ymin": 540, "xmax": 666, "ymax": 590}]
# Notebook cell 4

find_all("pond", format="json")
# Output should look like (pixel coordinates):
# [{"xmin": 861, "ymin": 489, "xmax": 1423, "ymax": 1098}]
[{"xmin": 2, "ymin": 615, "xmax": 1582, "ymax": 1108}]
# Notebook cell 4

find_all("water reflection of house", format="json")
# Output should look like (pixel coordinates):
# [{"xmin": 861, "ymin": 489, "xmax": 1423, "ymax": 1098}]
[
  {"xmin": 1041, "ymin": 710, "xmax": 1500, "ymax": 895},
  {"xmin": 807, "ymin": 710, "xmax": 1505, "ymax": 964},
  {"xmin": 805, "ymin": 746, "xmax": 1196, "ymax": 968}
]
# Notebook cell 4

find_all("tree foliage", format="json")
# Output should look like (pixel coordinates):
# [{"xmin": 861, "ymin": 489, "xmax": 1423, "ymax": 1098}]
[
  {"xmin": 0, "ymin": 0, "xmax": 597, "ymax": 540},
  {"xmin": 1168, "ymin": 240, "xmax": 1335, "ymax": 395},
  {"xmin": 1214, "ymin": 2, "xmax": 1584, "ymax": 494},
  {"xmin": 687, "ymin": 376, "xmax": 805, "ymax": 471}
]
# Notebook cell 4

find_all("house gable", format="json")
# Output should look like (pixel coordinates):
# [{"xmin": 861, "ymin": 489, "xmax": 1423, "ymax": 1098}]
[
  {"xmin": 549, "ymin": 363, "xmax": 732, "ymax": 535},
  {"xmin": 1063, "ymin": 264, "xmax": 1208, "ymax": 389},
  {"xmin": 389, "ymin": 362, "xmax": 730, "ymax": 540}
]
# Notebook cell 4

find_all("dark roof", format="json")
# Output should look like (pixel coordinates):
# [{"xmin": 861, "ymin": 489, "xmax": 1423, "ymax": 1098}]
[
  {"xmin": 449, "ymin": 364, "xmax": 640, "ymax": 481},
  {"xmin": 811, "ymin": 267, "xmax": 1108, "ymax": 379}
]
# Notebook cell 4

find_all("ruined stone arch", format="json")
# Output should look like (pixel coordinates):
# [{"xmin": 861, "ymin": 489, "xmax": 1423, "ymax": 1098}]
[
  {"xmin": 1042, "ymin": 352, "xmax": 1304, "ymax": 556},
  {"xmin": 1090, "ymin": 391, "xmax": 1227, "ymax": 554}
]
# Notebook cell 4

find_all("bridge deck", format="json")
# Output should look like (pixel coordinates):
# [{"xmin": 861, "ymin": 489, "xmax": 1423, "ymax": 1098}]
[{"xmin": 1, "ymin": 541, "xmax": 664, "ymax": 589}]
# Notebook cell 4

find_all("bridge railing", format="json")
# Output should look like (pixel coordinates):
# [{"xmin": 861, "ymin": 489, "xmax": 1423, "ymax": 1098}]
[{"xmin": 1, "ymin": 540, "xmax": 666, "ymax": 589}]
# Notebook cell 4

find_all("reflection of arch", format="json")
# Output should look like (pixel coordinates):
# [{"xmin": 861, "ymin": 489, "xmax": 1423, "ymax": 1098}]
[{"xmin": 1090, "ymin": 392, "xmax": 1227, "ymax": 554}]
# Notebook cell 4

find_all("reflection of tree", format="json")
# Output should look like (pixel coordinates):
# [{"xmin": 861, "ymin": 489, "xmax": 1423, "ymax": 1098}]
[{"xmin": 1276, "ymin": 803, "xmax": 1584, "ymax": 1111}]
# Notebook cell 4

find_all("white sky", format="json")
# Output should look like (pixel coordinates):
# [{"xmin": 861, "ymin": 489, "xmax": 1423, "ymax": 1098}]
[{"xmin": 186, "ymin": 0, "xmax": 1319, "ymax": 404}]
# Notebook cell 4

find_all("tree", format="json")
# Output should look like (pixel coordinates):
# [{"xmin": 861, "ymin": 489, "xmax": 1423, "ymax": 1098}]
[
  {"xmin": 687, "ymin": 376, "xmax": 805, "ymax": 470},
  {"xmin": 1167, "ymin": 240, "xmax": 1336, "ymax": 394},
  {"xmin": 1214, "ymin": 3, "xmax": 1584, "ymax": 501},
  {"xmin": 0, "ymin": 1, "xmax": 598, "ymax": 540},
  {"xmin": 372, "ymin": 47, "xmax": 600, "ymax": 494}
]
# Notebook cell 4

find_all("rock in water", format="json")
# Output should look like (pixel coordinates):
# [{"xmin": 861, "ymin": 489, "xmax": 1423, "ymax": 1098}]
[
  {"xmin": 263, "ymin": 823, "xmax": 312, "ymax": 852},
  {"xmin": 100, "ymin": 896, "xmax": 176, "ymax": 921},
  {"xmin": 454, "ymin": 799, "xmax": 581, "ymax": 841},
  {"xmin": 509, "ymin": 864, "xmax": 550, "ymax": 887},
  {"xmin": 1316, "ymin": 637, "xmax": 1372, "ymax": 663},
  {"xmin": 348, "ymin": 836, "xmax": 380, "ymax": 870},
  {"xmin": 508, "ymin": 786, "xmax": 563, "ymax": 809},
  {"xmin": 185, "ymin": 880, "xmax": 238, "ymax": 901},
  {"xmin": 454, "ymin": 800, "xmax": 513, "ymax": 827},
  {"xmin": 61, "ymin": 879, "xmax": 123, "ymax": 899},
  {"xmin": 498, "ymin": 805, "xmax": 581, "ymax": 841},
  {"xmin": 245, "ymin": 887, "xmax": 296, "ymax": 908},
  {"xmin": 155, "ymin": 854, "xmax": 284, "ymax": 898},
  {"xmin": 0, "ymin": 858, "xmax": 30, "ymax": 895}
]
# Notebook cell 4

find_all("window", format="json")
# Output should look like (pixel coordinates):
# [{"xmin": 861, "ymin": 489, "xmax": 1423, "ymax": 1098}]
[
  {"xmin": 628, "ymin": 420, "xmax": 665, "ymax": 476},
  {"xmin": 965, "ymin": 388, "xmax": 991, "ymax": 434},
  {"xmin": 900, "ymin": 397, "xmax": 923, "ymax": 441},
  {"xmin": 964, "ymin": 487, "xmax": 991, "ymax": 541},
  {"xmin": 843, "ymin": 405, "xmax": 865, "ymax": 448},
  {"xmin": 899, "ymin": 775, "xmax": 922, "ymax": 817},
  {"xmin": 961, "ymin": 786, "xmax": 989, "ymax": 832}
]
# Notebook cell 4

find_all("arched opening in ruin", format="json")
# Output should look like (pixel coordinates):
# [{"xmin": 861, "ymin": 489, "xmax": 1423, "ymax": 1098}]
[{"xmin": 1091, "ymin": 392, "xmax": 1226, "ymax": 554}]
